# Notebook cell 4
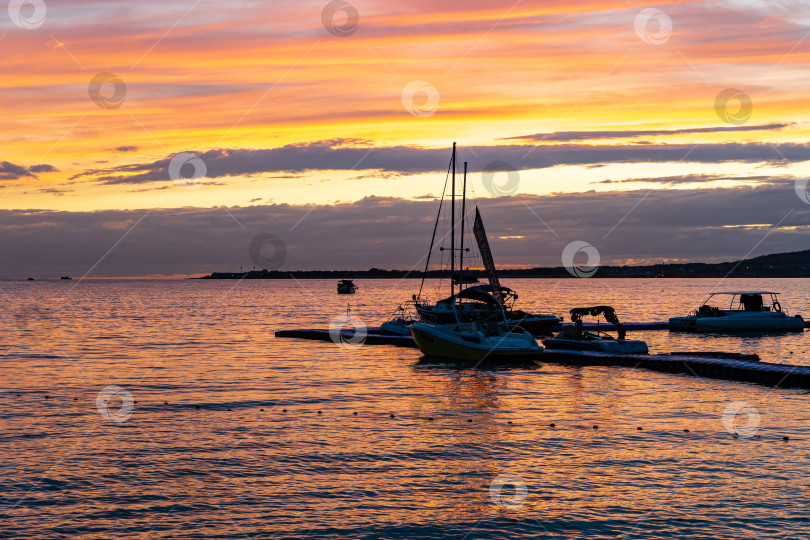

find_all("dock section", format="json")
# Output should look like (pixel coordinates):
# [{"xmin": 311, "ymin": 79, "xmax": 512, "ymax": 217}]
[{"xmin": 275, "ymin": 326, "xmax": 810, "ymax": 390}]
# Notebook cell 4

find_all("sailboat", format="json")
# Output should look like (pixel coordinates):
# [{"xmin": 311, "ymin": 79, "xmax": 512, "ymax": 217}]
[
  {"xmin": 402, "ymin": 143, "xmax": 548, "ymax": 362},
  {"xmin": 382, "ymin": 143, "xmax": 560, "ymax": 337}
]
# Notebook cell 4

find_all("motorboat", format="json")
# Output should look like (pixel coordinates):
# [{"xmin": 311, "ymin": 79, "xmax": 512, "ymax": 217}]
[
  {"xmin": 60, "ymin": 276, "xmax": 71, "ymax": 280},
  {"xmin": 669, "ymin": 291, "xmax": 805, "ymax": 332},
  {"xmin": 543, "ymin": 306, "xmax": 649, "ymax": 354},
  {"xmin": 409, "ymin": 288, "xmax": 543, "ymax": 363},
  {"xmin": 337, "ymin": 279, "xmax": 357, "ymax": 294}
]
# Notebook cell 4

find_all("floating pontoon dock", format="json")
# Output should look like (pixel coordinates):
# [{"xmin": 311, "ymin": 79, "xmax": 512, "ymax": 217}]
[{"xmin": 275, "ymin": 326, "xmax": 810, "ymax": 390}]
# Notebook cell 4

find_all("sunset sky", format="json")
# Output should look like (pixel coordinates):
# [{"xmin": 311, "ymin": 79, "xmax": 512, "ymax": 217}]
[{"xmin": 2, "ymin": 0, "xmax": 810, "ymax": 277}]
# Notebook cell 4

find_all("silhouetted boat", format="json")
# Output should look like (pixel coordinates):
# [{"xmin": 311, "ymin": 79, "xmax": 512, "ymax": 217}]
[
  {"xmin": 60, "ymin": 276, "xmax": 72, "ymax": 280},
  {"xmin": 337, "ymin": 279, "xmax": 357, "ymax": 294},
  {"xmin": 410, "ymin": 288, "xmax": 543, "ymax": 362},
  {"xmin": 543, "ymin": 306, "xmax": 648, "ymax": 354},
  {"xmin": 669, "ymin": 291, "xmax": 804, "ymax": 332},
  {"xmin": 398, "ymin": 143, "xmax": 560, "ymax": 336}
]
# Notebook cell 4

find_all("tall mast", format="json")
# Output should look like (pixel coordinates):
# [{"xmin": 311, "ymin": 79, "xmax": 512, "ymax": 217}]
[
  {"xmin": 460, "ymin": 161, "xmax": 467, "ymax": 289},
  {"xmin": 450, "ymin": 142, "xmax": 456, "ymax": 298}
]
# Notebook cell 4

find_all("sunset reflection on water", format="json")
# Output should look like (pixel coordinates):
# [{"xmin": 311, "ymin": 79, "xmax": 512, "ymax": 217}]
[{"xmin": 2, "ymin": 278, "xmax": 810, "ymax": 538}]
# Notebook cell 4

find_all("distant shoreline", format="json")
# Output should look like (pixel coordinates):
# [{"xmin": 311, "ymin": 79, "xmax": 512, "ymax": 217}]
[{"xmin": 197, "ymin": 249, "xmax": 810, "ymax": 280}]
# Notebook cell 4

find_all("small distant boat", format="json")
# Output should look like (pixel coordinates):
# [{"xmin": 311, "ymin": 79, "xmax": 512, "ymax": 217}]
[
  {"xmin": 409, "ymin": 288, "xmax": 543, "ymax": 363},
  {"xmin": 337, "ymin": 279, "xmax": 357, "ymax": 294},
  {"xmin": 26, "ymin": 277, "xmax": 34, "ymax": 281},
  {"xmin": 60, "ymin": 276, "xmax": 72, "ymax": 280},
  {"xmin": 669, "ymin": 291, "xmax": 805, "ymax": 332},
  {"xmin": 543, "ymin": 306, "xmax": 649, "ymax": 354}
]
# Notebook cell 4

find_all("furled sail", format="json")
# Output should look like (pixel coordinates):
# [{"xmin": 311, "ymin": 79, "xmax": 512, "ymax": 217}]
[{"xmin": 472, "ymin": 207, "xmax": 504, "ymax": 304}]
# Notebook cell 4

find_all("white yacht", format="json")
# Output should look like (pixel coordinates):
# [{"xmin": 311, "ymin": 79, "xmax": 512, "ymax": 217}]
[{"xmin": 669, "ymin": 292, "xmax": 805, "ymax": 332}]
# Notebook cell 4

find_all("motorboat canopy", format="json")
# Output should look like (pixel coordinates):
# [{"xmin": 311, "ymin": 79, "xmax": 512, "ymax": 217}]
[{"xmin": 569, "ymin": 305, "xmax": 620, "ymax": 324}]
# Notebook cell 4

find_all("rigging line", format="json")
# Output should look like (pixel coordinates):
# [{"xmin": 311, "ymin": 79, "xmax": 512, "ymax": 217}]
[{"xmin": 418, "ymin": 155, "xmax": 453, "ymax": 300}]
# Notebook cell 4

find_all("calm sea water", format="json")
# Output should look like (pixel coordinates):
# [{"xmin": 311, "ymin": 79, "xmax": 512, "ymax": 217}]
[{"xmin": 2, "ymin": 278, "xmax": 810, "ymax": 539}]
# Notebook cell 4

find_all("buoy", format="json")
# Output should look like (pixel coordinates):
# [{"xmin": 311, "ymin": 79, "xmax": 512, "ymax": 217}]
[
  {"xmin": 427, "ymin": 417, "xmax": 433, "ymax": 421},
  {"xmin": 389, "ymin": 414, "xmax": 395, "ymax": 418},
  {"xmin": 195, "ymin": 405, "xmax": 200, "ymax": 410},
  {"xmin": 134, "ymin": 401, "xmax": 138, "ymax": 404},
  {"xmin": 637, "ymin": 427, "xmax": 642, "ymax": 431},
  {"xmin": 45, "ymin": 396, "xmax": 50, "ymax": 399},
  {"xmin": 507, "ymin": 421, "xmax": 513, "ymax": 424},
  {"xmin": 227, "ymin": 408, "xmax": 232, "ymax": 411},
  {"xmin": 683, "ymin": 429, "xmax": 689, "ymax": 433},
  {"xmin": 282, "ymin": 408, "xmax": 287, "ymax": 412},
  {"xmin": 550, "ymin": 423, "xmax": 556, "ymax": 428},
  {"xmin": 73, "ymin": 398, "xmax": 78, "ymax": 401},
  {"xmin": 317, "ymin": 410, "xmax": 322, "ymax": 414},
  {"xmin": 593, "ymin": 425, "xmax": 598, "ymax": 429},
  {"xmin": 164, "ymin": 402, "xmax": 168, "ymax": 405},
  {"xmin": 260, "ymin": 408, "xmax": 265, "ymax": 412},
  {"xmin": 467, "ymin": 419, "xmax": 472, "ymax": 423},
  {"xmin": 783, "ymin": 436, "xmax": 790, "ymax": 441},
  {"xmin": 353, "ymin": 412, "xmax": 357, "ymax": 415}
]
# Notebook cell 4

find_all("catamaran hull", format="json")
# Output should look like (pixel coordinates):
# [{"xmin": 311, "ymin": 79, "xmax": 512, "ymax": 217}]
[
  {"xmin": 670, "ymin": 314, "xmax": 805, "ymax": 332},
  {"xmin": 409, "ymin": 324, "xmax": 543, "ymax": 363}
]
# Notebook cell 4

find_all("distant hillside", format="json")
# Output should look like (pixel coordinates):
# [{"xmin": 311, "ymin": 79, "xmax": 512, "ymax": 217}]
[{"xmin": 198, "ymin": 249, "xmax": 810, "ymax": 279}]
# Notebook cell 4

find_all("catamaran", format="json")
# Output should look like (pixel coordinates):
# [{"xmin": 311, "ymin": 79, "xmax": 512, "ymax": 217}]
[{"xmin": 669, "ymin": 291, "xmax": 805, "ymax": 332}]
